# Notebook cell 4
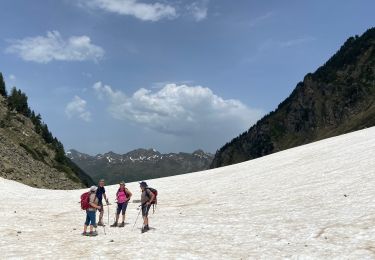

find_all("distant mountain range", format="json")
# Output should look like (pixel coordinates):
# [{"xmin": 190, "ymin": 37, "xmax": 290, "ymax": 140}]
[
  {"xmin": 67, "ymin": 148, "xmax": 213, "ymax": 184},
  {"xmin": 211, "ymin": 27, "xmax": 375, "ymax": 168}
]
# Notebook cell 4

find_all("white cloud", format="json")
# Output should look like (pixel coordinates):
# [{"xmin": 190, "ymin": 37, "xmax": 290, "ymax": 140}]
[
  {"xmin": 80, "ymin": 0, "xmax": 177, "ymax": 21},
  {"xmin": 65, "ymin": 96, "xmax": 92, "ymax": 122},
  {"xmin": 9, "ymin": 74, "xmax": 16, "ymax": 81},
  {"xmin": 258, "ymin": 36, "xmax": 316, "ymax": 52},
  {"xmin": 248, "ymin": 11, "xmax": 274, "ymax": 27},
  {"xmin": 186, "ymin": 1, "xmax": 209, "ymax": 22},
  {"xmin": 93, "ymin": 81, "xmax": 263, "ymax": 136},
  {"xmin": 279, "ymin": 36, "xmax": 316, "ymax": 47},
  {"xmin": 6, "ymin": 31, "xmax": 104, "ymax": 63}
]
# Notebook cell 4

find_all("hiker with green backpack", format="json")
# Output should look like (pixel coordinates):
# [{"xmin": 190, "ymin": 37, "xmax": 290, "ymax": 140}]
[
  {"xmin": 110, "ymin": 181, "xmax": 132, "ymax": 227},
  {"xmin": 139, "ymin": 181, "xmax": 157, "ymax": 233},
  {"xmin": 81, "ymin": 186, "xmax": 101, "ymax": 236}
]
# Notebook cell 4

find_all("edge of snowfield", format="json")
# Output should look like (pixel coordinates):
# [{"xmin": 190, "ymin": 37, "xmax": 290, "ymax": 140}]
[{"xmin": 1, "ymin": 127, "xmax": 375, "ymax": 260}]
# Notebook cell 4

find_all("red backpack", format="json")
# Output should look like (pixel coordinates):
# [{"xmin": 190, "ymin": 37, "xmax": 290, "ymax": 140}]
[
  {"xmin": 146, "ymin": 187, "xmax": 158, "ymax": 205},
  {"xmin": 146, "ymin": 187, "xmax": 158, "ymax": 213},
  {"xmin": 80, "ymin": 192, "xmax": 91, "ymax": 210}
]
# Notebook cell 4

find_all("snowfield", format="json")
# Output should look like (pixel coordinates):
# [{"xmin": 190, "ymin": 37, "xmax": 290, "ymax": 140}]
[{"xmin": 1, "ymin": 127, "xmax": 375, "ymax": 259}]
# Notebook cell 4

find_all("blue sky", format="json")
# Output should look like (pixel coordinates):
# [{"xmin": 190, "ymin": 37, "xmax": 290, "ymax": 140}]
[{"xmin": 0, "ymin": 0, "xmax": 374, "ymax": 154}]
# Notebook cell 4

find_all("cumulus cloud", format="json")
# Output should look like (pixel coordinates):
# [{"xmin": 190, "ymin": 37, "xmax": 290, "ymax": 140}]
[
  {"xmin": 93, "ymin": 82, "xmax": 263, "ymax": 136},
  {"xmin": 186, "ymin": 0, "xmax": 209, "ymax": 22},
  {"xmin": 65, "ymin": 96, "xmax": 92, "ymax": 122},
  {"xmin": 80, "ymin": 0, "xmax": 177, "ymax": 21},
  {"xmin": 6, "ymin": 31, "xmax": 104, "ymax": 63}
]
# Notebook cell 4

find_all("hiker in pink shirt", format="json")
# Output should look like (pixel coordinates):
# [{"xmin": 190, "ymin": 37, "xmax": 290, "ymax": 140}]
[{"xmin": 110, "ymin": 181, "xmax": 132, "ymax": 227}]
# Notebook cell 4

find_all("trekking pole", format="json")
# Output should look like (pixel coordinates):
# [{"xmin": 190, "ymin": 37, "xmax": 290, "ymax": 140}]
[
  {"xmin": 107, "ymin": 204, "xmax": 110, "ymax": 226},
  {"xmin": 132, "ymin": 206, "xmax": 141, "ymax": 231}
]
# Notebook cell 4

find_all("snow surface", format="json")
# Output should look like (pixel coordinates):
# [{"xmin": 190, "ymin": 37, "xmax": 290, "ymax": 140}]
[{"xmin": 1, "ymin": 127, "xmax": 375, "ymax": 259}]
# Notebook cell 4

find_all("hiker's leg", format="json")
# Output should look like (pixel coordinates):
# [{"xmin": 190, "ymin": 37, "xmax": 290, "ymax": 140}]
[
  {"xmin": 91, "ymin": 211, "xmax": 96, "ymax": 229},
  {"xmin": 141, "ymin": 205, "xmax": 146, "ymax": 225},
  {"xmin": 84, "ymin": 213, "xmax": 90, "ymax": 232},
  {"xmin": 116, "ymin": 203, "xmax": 122, "ymax": 222},
  {"xmin": 99, "ymin": 211, "xmax": 104, "ymax": 223},
  {"xmin": 121, "ymin": 203, "xmax": 127, "ymax": 223},
  {"xmin": 89, "ymin": 225, "xmax": 93, "ymax": 233},
  {"xmin": 145, "ymin": 205, "xmax": 151, "ymax": 227},
  {"xmin": 142, "ymin": 205, "xmax": 150, "ymax": 226},
  {"xmin": 99, "ymin": 202, "xmax": 104, "ymax": 223}
]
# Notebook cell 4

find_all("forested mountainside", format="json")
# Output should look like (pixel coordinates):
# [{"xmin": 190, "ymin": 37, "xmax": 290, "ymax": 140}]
[{"xmin": 212, "ymin": 28, "xmax": 375, "ymax": 168}]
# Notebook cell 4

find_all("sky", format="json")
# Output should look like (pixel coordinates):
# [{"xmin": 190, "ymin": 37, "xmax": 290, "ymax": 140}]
[{"xmin": 0, "ymin": 0, "xmax": 374, "ymax": 155}]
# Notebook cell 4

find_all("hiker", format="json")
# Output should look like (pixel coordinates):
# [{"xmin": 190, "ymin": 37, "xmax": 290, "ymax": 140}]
[
  {"xmin": 140, "ymin": 181, "xmax": 155, "ymax": 233},
  {"xmin": 83, "ymin": 186, "xmax": 101, "ymax": 236},
  {"xmin": 96, "ymin": 179, "xmax": 109, "ymax": 226},
  {"xmin": 111, "ymin": 181, "xmax": 132, "ymax": 227}
]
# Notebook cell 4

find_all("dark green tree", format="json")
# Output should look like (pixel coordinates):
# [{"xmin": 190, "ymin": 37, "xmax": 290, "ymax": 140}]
[
  {"xmin": 53, "ymin": 138, "xmax": 67, "ymax": 164},
  {"xmin": 7, "ymin": 87, "xmax": 31, "ymax": 117},
  {"xmin": 40, "ymin": 123, "xmax": 54, "ymax": 144},
  {"xmin": 0, "ymin": 72, "xmax": 7, "ymax": 97},
  {"xmin": 30, "ymin": 111, "xmax": 42, "ymax": 133}
]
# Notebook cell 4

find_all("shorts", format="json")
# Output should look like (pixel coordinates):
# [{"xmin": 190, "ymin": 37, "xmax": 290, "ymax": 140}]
[
  {"xmin": 85, "ymin": 211, "xmax": 96, "ymax": 226},
  {"xmin": 116, "ymin": 202, "xmax": 128, "ymax": 215},
  {"xmin": 142, "ymin": 204, "xmax": 151, "ymax": 217},
  {"xmin": 98, "ymin": 200, "xmax": 104, "ymax": 212}
]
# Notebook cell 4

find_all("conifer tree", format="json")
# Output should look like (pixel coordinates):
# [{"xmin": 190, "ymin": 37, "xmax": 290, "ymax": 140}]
[
  {"xmin": 0, "ymin": 73, "xmax": 7, "ymax": 97},
  {"xmin": 7, "ymin": 87, "xmax": 31, "ymax": 117}
]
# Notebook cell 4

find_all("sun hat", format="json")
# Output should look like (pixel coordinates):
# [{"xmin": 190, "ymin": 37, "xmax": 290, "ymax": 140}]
[{"xmin": 90, "ymin": 186, "xmax": 98, "ymax": 192}]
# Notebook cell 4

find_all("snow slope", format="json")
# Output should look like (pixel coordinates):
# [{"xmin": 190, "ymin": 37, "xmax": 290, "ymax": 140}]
[{"xmin": 1, "ymin": 127, "xmax": 375, "ymax": 259}]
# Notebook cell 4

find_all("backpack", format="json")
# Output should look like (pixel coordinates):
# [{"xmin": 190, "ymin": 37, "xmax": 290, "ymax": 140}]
[
  {"xmin": 80, "ymin": 192, "xmax": 91, "ymax": 210},
  {"xmin": 146, "ymin": 187, "xmax": 158, "ymax": 205},
  {"xmin": 146, "ymin": 187, "xmax": 158, "ymax": 213}
]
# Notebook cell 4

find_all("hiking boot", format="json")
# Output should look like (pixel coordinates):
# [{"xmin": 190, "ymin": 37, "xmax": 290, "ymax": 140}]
[
  {"xmin": 119, "ymin": 222, "xmax": 125, "ymax": 227},
  {"xmin": 81, "ymin": 232, "xmax": 88, "ymax": 236},
  {"xmin": 110, "ymin": 222, "xmax": 118, "ymax": 227},
  {"xmin": 89, "ymin": 231, "xmax": 98, "ymax": 236},
  {"xmin": 141, "ymin": 226, "xmax": 149, "ymax": 233},
  {"xmin": 97, "ymin": 222, "xmax": 105, "ymax": 226}
]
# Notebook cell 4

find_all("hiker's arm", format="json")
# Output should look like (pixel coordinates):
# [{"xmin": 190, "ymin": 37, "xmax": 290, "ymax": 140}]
[
  {"xmin": 89, "ymin": 202, "xmax": 101, "ymax": 209},
  {"xmin": 146, "ymin": 192, "xmax": 155, "ymax": 205},
  {"xmin": 126, "ymin": 188, "xmax": 132, "ymax": 201},
  {"xmin": 103, "ymin": 193, "xmax": 109, "ymax": 203}
]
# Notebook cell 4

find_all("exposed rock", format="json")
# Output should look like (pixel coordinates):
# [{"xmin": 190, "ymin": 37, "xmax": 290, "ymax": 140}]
[
  {"xmin": 211, "ymin": 27, "xmax": 375, "ymax": 168},
  {"xmin": 0, "ymin": 95, "xmax": 91, "ymax": 189}
]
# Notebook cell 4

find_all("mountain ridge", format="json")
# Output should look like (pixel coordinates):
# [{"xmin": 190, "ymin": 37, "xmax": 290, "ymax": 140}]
[
  {"xmin": 67, "ymin": 148, "xmax": 213, "ymax": 184},
  {"xmin": 211, "ymin": 27, "xmax": 375, "ymax": 168}
]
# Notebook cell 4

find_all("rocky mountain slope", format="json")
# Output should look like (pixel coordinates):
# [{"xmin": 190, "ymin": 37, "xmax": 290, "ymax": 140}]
[
  {"xmin": 0, "ymin": 80, "xmax": 93, "ymax": 189},
  {"xmin": 67, "ymin": 148, "xmax": 213, "ymax": 184},
  {"xmin": 211, "ymin": 27, "xmax": 375, "ymax": 168}
]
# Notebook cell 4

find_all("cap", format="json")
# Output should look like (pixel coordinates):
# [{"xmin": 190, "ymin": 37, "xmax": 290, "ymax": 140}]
[
  {"xmin": 139, "ymin": 181, "xmax": 148, "ymax": 188},
  {"xmin": 90, "ymin": 186, "xmax": 98, "ymax": 192}
]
